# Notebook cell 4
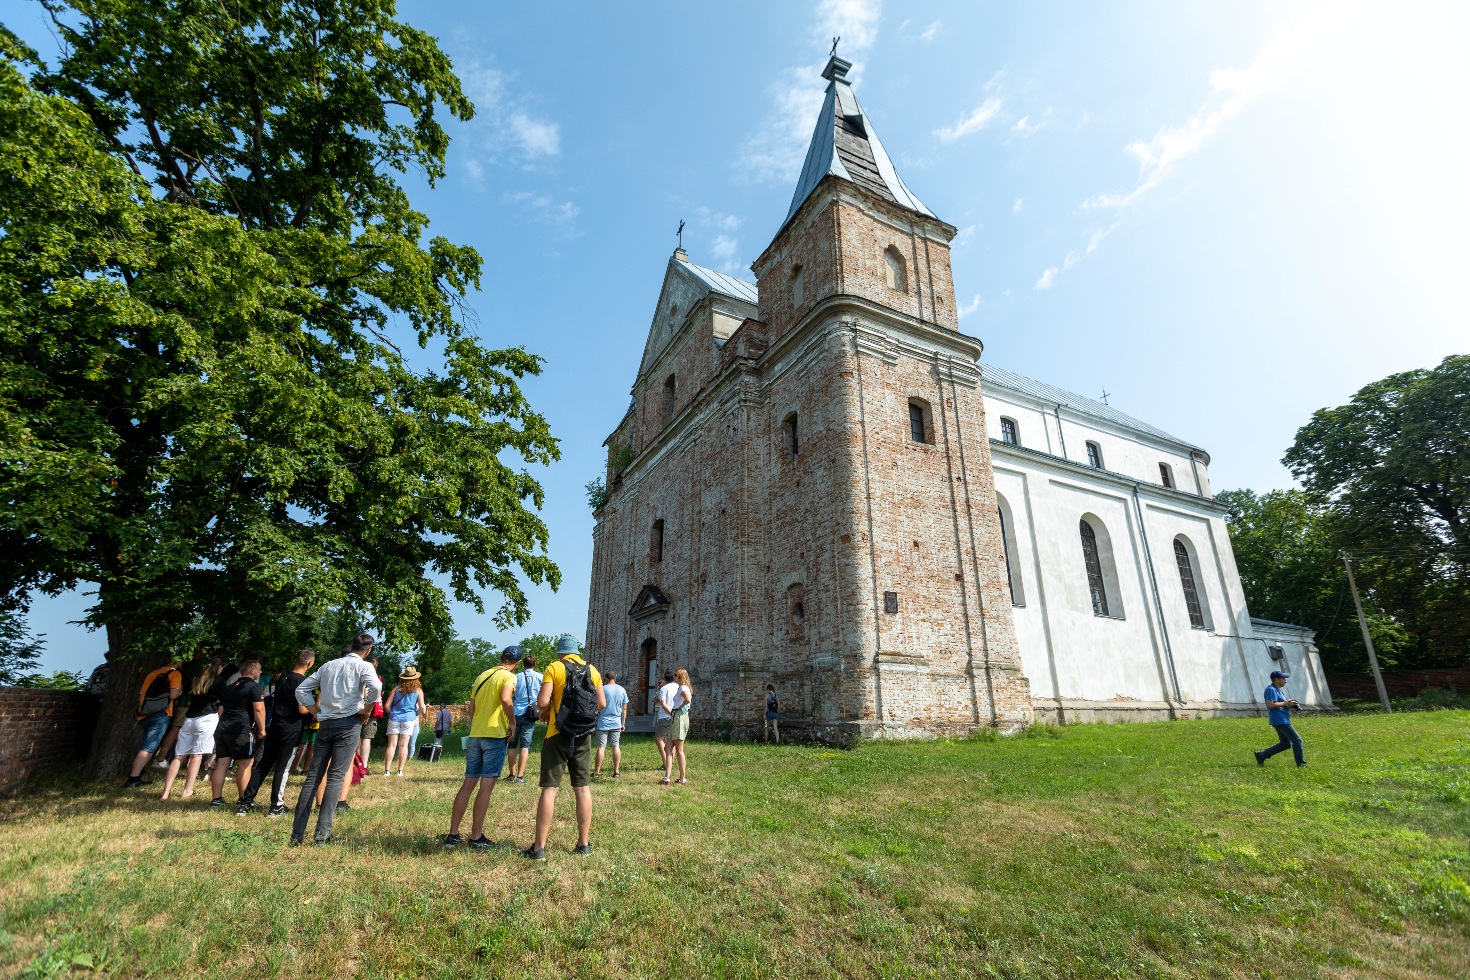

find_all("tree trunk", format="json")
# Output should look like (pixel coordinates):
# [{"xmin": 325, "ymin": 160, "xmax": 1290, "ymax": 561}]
[{"xmin": 80, "ymin": 618, "xmax": 170, "ymax": 780}]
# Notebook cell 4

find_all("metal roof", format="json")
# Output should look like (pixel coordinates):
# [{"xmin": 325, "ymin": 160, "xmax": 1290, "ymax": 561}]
[
  {"xmin": 1249, "ymin": 617, "xmax": 1316, "ymax": 634},
  {"xmin": 982, "ymin": 363, "xmax": 1204, "ymax": 452},
  {"xmin": 783, "ymin": 56, "xmax": 935, "ymax": 232},
  {"xmin": 681, "ymin": 258, "xmax": 758, "ymax": 306}
]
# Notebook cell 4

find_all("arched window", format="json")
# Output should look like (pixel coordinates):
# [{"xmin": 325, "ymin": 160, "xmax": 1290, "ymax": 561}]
[
  {"xmin": 1000, "ymin": 417, "xmax": 1019, "ymax": 446},
  {"xmin": 1159, "ymin": 462, "xmax": 1174, "ymax": 489},
  {"xmin": 787, "ymin": 582, "xmax": 807, "ymax": 639},
  {"xmin": 783, "ymin": 413, "xmax": 799, "ymax": 456},
  {"xmin": 1079, "ymin": 514, "xmax": 1125, "ymax": 619},
  {"xmin": 650, "ymin": 519, "xmax": 664, "ymax": 564},
  {"xmin": 997, "ymin": 494, "xmax": 1025, "ymax": 605},
  {"xmin": 792, "ymin": 265, "xmax": 805, "ymax": 307},
  {"xmin": 908, "ymin": 398, "xmax": 932, "ymax": 444},
  {"xmin": 884, "ymin": 247, "xmax": 907, "ymax": 292},
  {"xmin": 1173, "ymin": 536, "xmax": 1213, "ymax": 629},
  {"xmin": 662, "ymin": 375, "xmax": 676, "ymax": 422},
  {"xmin": 1085, "ymin": 440, "xmax": 1104, "ymax": 469}
]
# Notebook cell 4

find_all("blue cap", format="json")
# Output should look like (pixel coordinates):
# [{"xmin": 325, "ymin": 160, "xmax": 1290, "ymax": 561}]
[
  {"xmin": 1269, "ymin": 670, "xmax": 1290, "ymax": 680},
  {"xmin": 555, "ymin": 635, "xmax": 580, "ymax": 656},
  {"xmin": 501, "ymin": 645, "xmax": 522, "ymax": 661}
]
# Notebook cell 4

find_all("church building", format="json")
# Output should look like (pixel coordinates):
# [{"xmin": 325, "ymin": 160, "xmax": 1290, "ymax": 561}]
[{"xmin": 585, "ymin": 55, "xmax": 1332, "ymax": 738}]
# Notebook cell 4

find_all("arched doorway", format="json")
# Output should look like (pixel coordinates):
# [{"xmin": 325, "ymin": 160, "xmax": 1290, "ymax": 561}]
[{"xmin": 638, "ymin": 638, "xmax": 658, "ymax": 715}]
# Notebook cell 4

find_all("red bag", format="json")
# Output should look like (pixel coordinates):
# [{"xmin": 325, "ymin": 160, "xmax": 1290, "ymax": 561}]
[{"xmin": 351, "ymin": 755, "xmax": 368, "ymax": 786}]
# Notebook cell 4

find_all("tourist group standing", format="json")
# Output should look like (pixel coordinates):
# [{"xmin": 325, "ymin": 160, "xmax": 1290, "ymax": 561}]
[{"xmin": 121, "ymin": 632, "xmax": 719, "ymax": 855}]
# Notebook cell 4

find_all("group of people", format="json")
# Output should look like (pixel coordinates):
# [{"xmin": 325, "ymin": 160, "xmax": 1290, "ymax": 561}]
[{"xmin": 120, "ymin": 631, "xmax": 721, "ymax": 856}]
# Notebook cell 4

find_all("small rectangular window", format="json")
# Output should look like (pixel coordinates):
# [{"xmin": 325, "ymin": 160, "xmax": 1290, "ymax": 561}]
[
  {"xmin": 1159, "ymin": 462, "xmax": 1174, "ymax": 489},
  {"xmin": 1000, "ymin": 417, "xmax": 1019, "ymax": 446},
  {"xmin": 784, "ymin": 414, "xmax": 799, "ymax": 456},
  {"xmin": 909, "ymin": 403, "xmax": 925, "ymax": 443},
  {"xmin": 1086, "ymin": 441, "xmax": 1104, "ymax": 469},
  {"xmin": 651, "ymin": 519, "xmax": 664, "ymax": 564}
]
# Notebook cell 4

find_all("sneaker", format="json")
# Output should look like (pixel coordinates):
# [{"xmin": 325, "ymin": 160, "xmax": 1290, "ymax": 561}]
[
  {"xmin": 122, "ymin": 776, "xmax": 149, "ymax": 788},
  {"xmin": 396, "ymin": 770, "xmax": 405, "ymax": 777},
  {"xmin": 289, "ymin": 836, "xmax": 303, "ymax": 847},
  {"xmin": 573, "ymin": 843, "xmax": 593, "ymax": 856},
  {"xmin": 150, "ymin": 759, "xmax": 169, "ymax": 770},
  {"xmin": 675, "ymin": 778, "xmax": 688, "ymax": 785},
  {"xmin": 267, "ymin": 805, "xmax": 288, "ymax": 818},
  {"xmin": 1254, "ymin": 751, "xmax": 1265, "ymax": 766},
  {"xmin": 516, "ymin": 776, "xmax": 529, "ymax": 784},
  {"xmin": 383, "ymin": 770, "xmax": 391, "ymax": 777},
  {"xmin": 235, "ymin": 803, "xmax": 252, "ymax": 817},
  {"xmin": 469, "ymin": 836, "xmax": 494, "ymax": 850},
  {"xmin": 335, "ymin": 801, "xmax": 351, "ymax": 812},
  {"xmin": 442, "ymin": 833, "xmax": 464, "ymax": 849},
  {"xmin": 521, "ymin": 845, "xmax": 546, "ymax": 862},
  {"xmin": 659, "ymin": 777, "xmax": 671, "ymax": 785},
  {"xmin": 1297, "ymin": 762, "xmax": 1309, "ymax": 768},
  {"xmin": 210, "ymin": 797, "xmax": 227, "ymax": 807}
]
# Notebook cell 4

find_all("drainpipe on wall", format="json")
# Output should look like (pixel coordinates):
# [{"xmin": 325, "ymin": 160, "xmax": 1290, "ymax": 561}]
[
  {"xmin": 1132, "ymin": 482, "xmax": 1185, "ymax": 704},
  {"xmin": 1054, "ymin": 403, "xmax": 1068, "ymax": 460}
]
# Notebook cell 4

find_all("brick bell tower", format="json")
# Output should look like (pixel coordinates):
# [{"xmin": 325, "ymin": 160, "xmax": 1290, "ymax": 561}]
[{"xmin": 748, "ymin": 53, "xmax": 1033, "ymax": 735}]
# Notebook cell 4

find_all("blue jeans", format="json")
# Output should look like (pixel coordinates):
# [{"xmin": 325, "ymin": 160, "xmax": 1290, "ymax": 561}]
[
  {"xmin": 291, "ymin": 715, "xmax": 360, "ymax": 843},
  {"xmin": 464, "ymin": 737, "xmax": 509, "ymax": 779},
  {"xmin": 138, "ymin": 711, "xmax": 171, "ymax": 754},
  {"xmin": 1261, "ymin": 723, "xmax": 1305, "ymax": 765}
]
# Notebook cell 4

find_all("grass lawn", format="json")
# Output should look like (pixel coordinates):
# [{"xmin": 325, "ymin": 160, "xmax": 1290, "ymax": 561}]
[{"xmin": 1, "ymin": 712, "xmax": 1467, "ymax": 979}]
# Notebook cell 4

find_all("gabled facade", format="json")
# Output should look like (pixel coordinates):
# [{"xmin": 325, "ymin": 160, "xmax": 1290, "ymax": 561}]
[{"xmin": 585, "ymin": 56, "xmax": 1331, "ymax": 737}]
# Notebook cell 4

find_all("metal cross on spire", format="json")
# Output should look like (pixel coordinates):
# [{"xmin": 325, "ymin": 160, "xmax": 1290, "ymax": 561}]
[
  {"xmin": 830, "ymin": 35, "xmax": 840, "ymax": 57},
  {"xmin": 1099, "ymin": 388, "xmax": 1111, "ymax": 405},
  {"xmin": 676, "ymin": 219, "xmax": 685, "ymax": 250}
]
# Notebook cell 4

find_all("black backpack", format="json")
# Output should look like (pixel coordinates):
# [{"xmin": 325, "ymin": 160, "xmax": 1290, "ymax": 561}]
[{"xmin": 555, "ymin": 659, "xmax": 600, "ymax": 739}]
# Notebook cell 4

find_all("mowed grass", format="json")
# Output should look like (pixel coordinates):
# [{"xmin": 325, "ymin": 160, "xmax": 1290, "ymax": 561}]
[{"xmin": 1, "ymin": 713, "xmax": 1467, "ymax": 979}]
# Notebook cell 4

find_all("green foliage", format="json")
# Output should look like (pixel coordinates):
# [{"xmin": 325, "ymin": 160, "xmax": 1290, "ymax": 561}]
[
  {"xmin": 517, "ymin": 632, "xmax": 560, "ymax": 665},
  {"xmin": 422, "ymin": 635, "xmax": 497, "ymax": 705},
  {"xmin": 1282, "ymin": 354, "xmax": 1470, "ymax": 668},
  {"xmin": 13, "ymin": 670, "xmax": 86, "ymax": 691},
  {"xmin": 1219, "ymin": 488, "xmax": 1412, "ymax": 672},
  {"xmin": 610, "ymin": 444, "xmax": 634, "ymax": 472},
  {"xmin": 0, "ymin": 5, "xmax": 560, "ymax": 676},
  {"xmin": 0, "ymin": 609, "xmax": 44, "ymax": 686},
  {"xmin": 585, "ymin": 476, "xmax": 608, "ymax": 515}
]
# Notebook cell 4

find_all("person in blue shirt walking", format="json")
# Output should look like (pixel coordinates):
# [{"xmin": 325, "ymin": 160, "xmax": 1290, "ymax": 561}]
[
  {"xmin": 506, "ymin": 648, "xmax": 542, "ymax": 784},
  {"xmin": 1255, "ymin": 670, "xmax": 1306, "ymax": 767}
]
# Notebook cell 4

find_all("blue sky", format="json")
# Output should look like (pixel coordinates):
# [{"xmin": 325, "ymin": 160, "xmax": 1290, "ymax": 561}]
[{"xmin": 8, "ymin": 0, "xmax": 1468, "ymax": 674}]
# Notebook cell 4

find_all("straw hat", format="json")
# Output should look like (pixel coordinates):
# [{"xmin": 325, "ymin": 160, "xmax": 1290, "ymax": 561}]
[{"xmin": 400, "ymin": 666, "xmax": 421, "ymax": 680}]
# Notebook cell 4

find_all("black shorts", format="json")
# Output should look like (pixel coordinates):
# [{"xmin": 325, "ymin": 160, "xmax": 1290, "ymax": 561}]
[
  {"xmin": 215, "ymin": 722, "xmax": 256, "ymax": 761},
  {"xmin": 539, "ymin": 731, "xmax": 592, "ymax": 789}
]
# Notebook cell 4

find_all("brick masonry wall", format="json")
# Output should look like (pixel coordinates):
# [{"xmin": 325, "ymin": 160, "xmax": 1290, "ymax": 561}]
[
  {"xmin": 1325, "ymin": 669, "xmax": 1470, "ymax": 700},
  {"xmin": 0, "ymin": 688, "xmax": 97, "ymax": 794}
]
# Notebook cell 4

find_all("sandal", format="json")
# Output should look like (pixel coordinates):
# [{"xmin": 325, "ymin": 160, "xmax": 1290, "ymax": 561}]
[
  {"xmin": 659, "ymin": 777, "xmax": 671, "ymax": 785},
  {"xmin": 675, "ymin": 778, "xmax": 688, "ymax": 785}
]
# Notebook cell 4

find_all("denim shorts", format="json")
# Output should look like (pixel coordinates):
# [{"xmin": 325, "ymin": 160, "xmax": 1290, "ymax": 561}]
[
  {"xmin": 512, "ymin": 711, "xmax": 538, "ymax": 749},
  {"xmin": 139, "ymin": 711, "xmax": 171, "ymax": 753},
  {"xmin": 464, "ymin": 736, "xmax": 509, "ymax": 779}
]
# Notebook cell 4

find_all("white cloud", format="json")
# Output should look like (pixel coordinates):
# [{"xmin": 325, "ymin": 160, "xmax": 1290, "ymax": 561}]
[
  {"xmin": 934, "ymin": 98, "xmax": 1003, "ymax": 141},
  {"xmin": 1011, "ymin": 114, "xmax": 1045, "ymax": 138},
  {"xmin": 1035, "ymin": 20, "xmax": 1305, "ymax": 290},
  {"xmin": 739, "ymin": 0, "xmax": 883, "ymax": 183},
  {"xmin": 509, "ymin": 113, "xmax": 560, "ymax": 157},
  {"xmin": 920, "ymin": 20, "xmax": 941, "ymax": 43},
  {"xmin": 951, "ymin": 223, "xmax": 978, "ymax": 248},
  {"xmin": 709, "ymin": 234, "xmax": 743, "ymax": 274},
  {"xmin": 1034, "ymin": 250, "xmax": 1079, "ymax": 290},
  {"xmin": 957, "ymin": 294, "xmax": 981, "ymax": 317},
  {"xmin": 1084, "ymin": 21, "xmax": 1302, "ymax": 212},
  {"xmin": 505, "ymin": 191, "xmax": 578, "ymax": 225},
  {"xmin": 1012, "ymin": 198, "xmax": 1023, "ymax": 213}
]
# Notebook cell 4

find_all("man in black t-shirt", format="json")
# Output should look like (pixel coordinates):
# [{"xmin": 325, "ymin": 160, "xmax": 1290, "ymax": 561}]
[
  {"xmin": 237, "ymin": 650, "xmax": 316, "ymax": 816},
  {"xmin": 208, "ymin": 659, "xmax": 266, "ymax": 806}
]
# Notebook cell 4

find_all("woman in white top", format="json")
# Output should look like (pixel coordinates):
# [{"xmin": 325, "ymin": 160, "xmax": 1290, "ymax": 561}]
[{"xmin": 661, "ymin": 668, "xmax": 693, "ymax": 785}]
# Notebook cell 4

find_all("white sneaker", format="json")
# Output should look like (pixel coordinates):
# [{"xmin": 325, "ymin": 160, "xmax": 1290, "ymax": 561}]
[{"xmin": 151, "ymin": 760, "xmax": 169, "ymax": 770}]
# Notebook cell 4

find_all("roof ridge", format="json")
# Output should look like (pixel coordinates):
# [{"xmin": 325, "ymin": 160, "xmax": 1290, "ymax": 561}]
[{"xmin": 982, "ymin": 362, "xmax": 1203, "ymax": 451}]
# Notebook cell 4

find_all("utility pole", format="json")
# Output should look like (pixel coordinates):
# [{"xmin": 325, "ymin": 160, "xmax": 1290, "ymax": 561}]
[{"xmin": 1341, "ymin": 551, "xmax": 1392, "ymax": 713}]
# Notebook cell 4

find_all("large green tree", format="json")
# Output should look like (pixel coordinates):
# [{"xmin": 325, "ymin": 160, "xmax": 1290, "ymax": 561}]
[
  {"xmin": 1278, "ymin": 354, "xmax": 1470, "ymax": 669},
  {"xmin": 0, "ymin": 3, "xmax": 559, "ymax": 777},
  {"xmin": 1219, "ymin": 488, "xmax": 1415, "ymax": 673}
]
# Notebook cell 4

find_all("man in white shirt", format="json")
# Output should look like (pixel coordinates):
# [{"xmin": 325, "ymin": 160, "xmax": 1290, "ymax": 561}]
[{"xmin": 290, "ymin": 633, "xmax": 383, "ymax": 845}]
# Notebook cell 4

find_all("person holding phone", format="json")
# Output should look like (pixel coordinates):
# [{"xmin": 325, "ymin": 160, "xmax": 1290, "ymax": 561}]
[{"xmin": 1255, "ymin": 670, "xmax": 1306, "ymax": 767}]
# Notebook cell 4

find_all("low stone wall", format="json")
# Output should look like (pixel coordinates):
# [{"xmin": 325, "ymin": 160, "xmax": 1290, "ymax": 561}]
[
  {"xmin": 1324, "ymin": 669, "xmax": 1470, "ymax": 700},
  {"xmin": 0, "ymin": 688, "xmax": 98, "ymax": 794}
]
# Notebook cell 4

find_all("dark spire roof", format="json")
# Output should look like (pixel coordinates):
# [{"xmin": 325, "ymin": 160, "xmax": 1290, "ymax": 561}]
[{"xmin": 782, "ymin": 55, "xmax": 936, "ymax": 231}]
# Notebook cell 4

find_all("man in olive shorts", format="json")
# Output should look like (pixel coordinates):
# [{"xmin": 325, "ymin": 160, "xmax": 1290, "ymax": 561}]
[{"xmin": 522, "ymin": 636, "xmax": 604, "ymax": 861}]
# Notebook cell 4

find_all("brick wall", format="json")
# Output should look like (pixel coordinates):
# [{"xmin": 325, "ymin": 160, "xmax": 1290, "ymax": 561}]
[
  {"xmin": 1324, "ymin": 669, "xmax": 1470, "ymax": 700},
  {"xmin": 0, "ymin": 688, "xmax": 97, "ymax": 794}
]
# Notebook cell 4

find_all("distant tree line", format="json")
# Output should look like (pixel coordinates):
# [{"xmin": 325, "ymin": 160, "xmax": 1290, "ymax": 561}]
[{"xmin": 1223, "ymin": 355, "xmax": 1469, "ymax": 673}]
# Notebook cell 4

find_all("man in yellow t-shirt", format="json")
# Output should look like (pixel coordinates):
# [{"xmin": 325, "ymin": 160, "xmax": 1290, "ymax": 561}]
[
  {"xmin": 444, "ymin": 647, "xmax": 519, "ymax": 849},
  {"xmin": 522, "ymin": 635, "xmax": 604, "ymax": 861}
]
